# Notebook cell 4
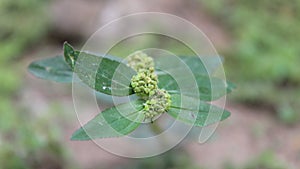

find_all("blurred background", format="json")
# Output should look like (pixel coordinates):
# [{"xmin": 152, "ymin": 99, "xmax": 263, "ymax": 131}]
[{"xmin": 1, "ymin": 0, "xmax": 300, "ymax": 168}]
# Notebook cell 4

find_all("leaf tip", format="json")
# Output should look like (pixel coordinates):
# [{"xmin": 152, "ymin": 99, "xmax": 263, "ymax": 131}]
[
  {"xmin": 70, "ymin": 127, "xmax": 91, "ymax": 141},
  {"xmin": 63, "ymin": 42, "xmax": 78, "ymax": 69},
  {"xmin": 27, "ymin": 61, "xmax": 35, "ymax": 72},
  {"xmin": 70, "ymin": 135, "xmax": 77, "ymax": 141},
  {"xmin": 63, "ymin": 41, "xmax": 74, "ymax": 55},
  {"xmin": 63, "ymin": 41, "xmax": 72, "ymax": 48},
  {"xmin": 70, "ymin": 135, "xmax": 82, "ymax": 141},
  {"xmin": 226, "ymin": 81, "xmax": 237, "ymax": 93},
  {"xmin": 222, "ymin": 110, "xmax": 231, "ymax": 120}
]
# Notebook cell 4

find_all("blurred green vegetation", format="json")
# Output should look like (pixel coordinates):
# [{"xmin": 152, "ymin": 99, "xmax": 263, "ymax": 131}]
[
  {"xmin": 120, "ymin": 149, "xmax": 288, "ymax": 169},
  {"xmin": 0, "ymin": 0, "xmax": 49, "ymax": 99},
  {"xmin": 0, "ymin": 0, "xmax": 74, "ymax": 168},
  {"xmin": 201, "ymin": 0, "xmax": 300, "ymax": 124},
  {"xmin": 224, "ymin": 151, "xmax": 288, "ymax": 169},
  {"xmin": 0, "ymin": 99, "xmax": 71, "ymax": 169},
  {"xmin": 0, "ymin": 0, "xmax": 49, "ymax": 62}
]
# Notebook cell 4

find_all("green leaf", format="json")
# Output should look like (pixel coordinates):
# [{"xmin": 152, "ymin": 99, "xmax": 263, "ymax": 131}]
[
  {"xmin": 71, "ymin": 100, "xmax": 145, "ymax": 140},
  {"xmin": 177, "ymin": 55, "xmax": 223, "ymax": 75},
  {"xmin": 28, "ymin": 55, "xmax": 73, "ymax": 83},
  {"xmin": 64, "ymin": 42, "xmax": 137, "ymax": 96},
  {"xmin": 155, "ymin": 55, "xmax": 223, "ymax": 76},
  {"xmin": 63, "ymin": 42, "xmax": 80, "ymax": 70},
  {"xmin": 158, "ymin": 73, "xmax": 235, "ymax": 101},
  {"xmin": 167, "ymin": 94, "xmax": 231, "ymax": 127},
  {"xmin": 154, "ymin": 55, "xmax": 234, "ymax": 101}
]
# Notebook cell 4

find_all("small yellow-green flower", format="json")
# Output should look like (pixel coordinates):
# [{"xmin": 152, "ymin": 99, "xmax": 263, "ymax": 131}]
[
  {"xmin": 131, "ymin": 67, "xmax": 158, "ymax": 99},
  {"xmin": 143, "ymin": 89, "xmax": 171, "ymax": 119},
  {"xmin": 128, "ymin": 50, "xmax": 171, "ymax": 120}
]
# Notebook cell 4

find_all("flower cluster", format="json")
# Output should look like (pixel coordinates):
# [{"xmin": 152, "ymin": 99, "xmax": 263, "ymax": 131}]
[
  {"xmin": 130, "ymin": 67, "xmax": 158, "ymax": 99},
  {"xmin": 127, "ymin": 51, "xmax": 154, "ymax": 71},
  {"xmin": 127, "ymin": 51, "xmax": 171, "ymax": 120},
  {"xmin": 143, "ymin": 89, "xmax": 171, "ymax": 119}
]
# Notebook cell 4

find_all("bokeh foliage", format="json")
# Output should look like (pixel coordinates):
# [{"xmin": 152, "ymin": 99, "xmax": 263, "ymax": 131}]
[
  {"xmin": 0, "ymin": 0, "xmax": 72, "ymax": 168},
  {"xmin": 0, "ymin": 0, "xmax": 49, "ymax": 61},
  {"xmin": 201, "ymin": 0, "xmax": 300, "ymax": 124}
]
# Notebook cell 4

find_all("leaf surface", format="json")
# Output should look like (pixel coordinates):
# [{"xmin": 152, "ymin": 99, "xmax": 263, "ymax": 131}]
[
  {"xmin": 64, "ymin": 43, "xmax": 136, "ymax": 96},
  {"xmin": 71, "ymin": 100, "xmax": 145, "ymax": 140},
  {"xmin": 155, "ymin": 55, "xmax": 223, "ymax": 75},
  {"xmin": 158, "ymin": 73, "xmax": 235, "ymax": 101},
  {"xmin": 167, "ymin": 94, "xmax": 231, "ymax": 127},
  {"xmin": 28, "ymin": 55, "xmax": 73, "ymax": 83}
]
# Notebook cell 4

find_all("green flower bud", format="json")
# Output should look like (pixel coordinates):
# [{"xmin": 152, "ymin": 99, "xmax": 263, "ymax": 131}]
[
  {"xmin": 126, "ymin": 51, "xmax": 154, "ymax": 72},
  {"xmin": 131, "ymin": 68, "xmax": 158, "ymax": 98},
  {"xmin": 128, "ymin": 50, "xmax": 172, "ymax": 120},
  {"xmin": 143, "ymin": 89, "xmax": 171, "ymax": 119}
]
